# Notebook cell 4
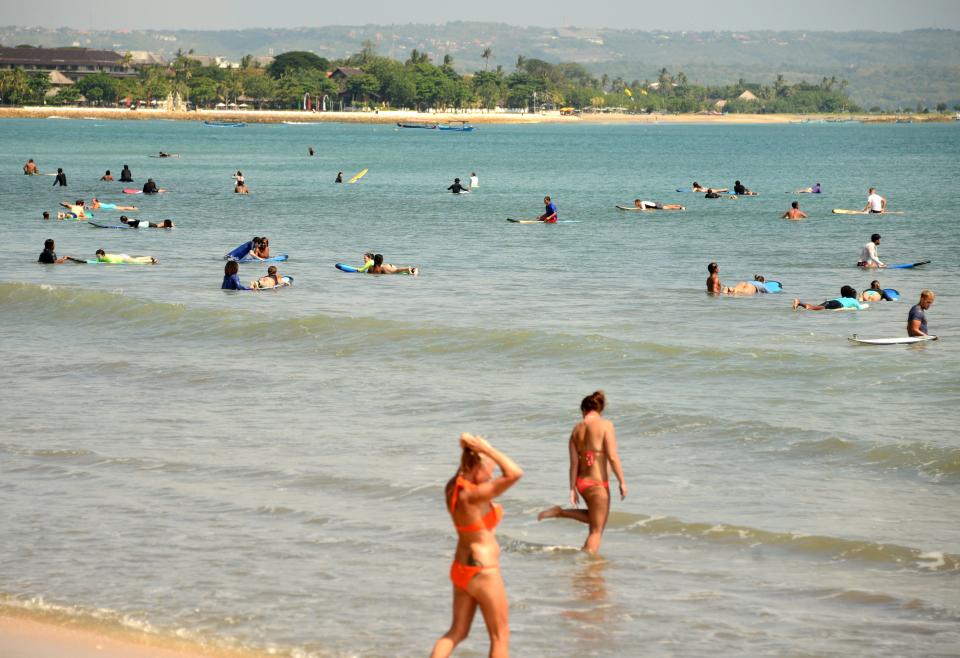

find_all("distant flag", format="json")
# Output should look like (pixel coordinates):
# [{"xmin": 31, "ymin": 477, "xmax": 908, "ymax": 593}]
[{"xmin": 624, "ymin": 88, "xmax": 633, "ymax": 97}]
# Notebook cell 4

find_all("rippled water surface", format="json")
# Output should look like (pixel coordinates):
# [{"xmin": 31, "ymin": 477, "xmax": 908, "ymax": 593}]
[{"xmin": 1, "ymin": 118, "xmax": 958, "ymax": 657}]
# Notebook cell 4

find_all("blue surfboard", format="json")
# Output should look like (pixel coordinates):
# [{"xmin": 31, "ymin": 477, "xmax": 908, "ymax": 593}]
[
  {"xmin": 764, "ymin": 281, "xmax": 783, "ymax": 293},
  {"xmin": 336, "ymin": 263, "xmax": 361, "ymax": 273},
  {"xmin": 238, "ymin": 254, "xmax": 289, "ymax": 263},
  {"xmin": 885, "ymin": 261, "xmax": 930, "ymax": 269}
]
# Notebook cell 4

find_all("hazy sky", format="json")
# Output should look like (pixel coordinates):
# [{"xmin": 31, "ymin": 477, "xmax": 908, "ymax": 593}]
[{"xmin": 4, "ymin": 0, "xmax": 959, "ymax": 32}]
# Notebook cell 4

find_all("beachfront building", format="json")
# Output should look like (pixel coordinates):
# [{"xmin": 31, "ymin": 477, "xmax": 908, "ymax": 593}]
[{"xmin": 0, "ymin": 46, "xmax": 134, "ymax": 80}]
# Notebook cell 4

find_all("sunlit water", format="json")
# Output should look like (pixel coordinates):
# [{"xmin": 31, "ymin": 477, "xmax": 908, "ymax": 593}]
[{"xmin": 1, "ymin": 118, "xmax": 958, "ymax": 657}]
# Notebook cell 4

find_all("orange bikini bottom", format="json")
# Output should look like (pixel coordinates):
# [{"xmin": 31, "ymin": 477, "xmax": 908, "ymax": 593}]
[
  {"xmin": 450, "ymin": 561, "xmax": 499, "ymax": 591},
  {"xmin": 576, "ymin": 477, "xmax": 609, "ymax": 496}
]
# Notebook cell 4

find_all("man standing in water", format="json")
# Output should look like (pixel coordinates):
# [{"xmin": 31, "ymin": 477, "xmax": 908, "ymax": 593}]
[
  {"xmin": 537, "ymin": 391, "xmax": 627, "ymax": 554},
  {"xmin": 52, "ymin": 168, "xmax": 67, "ymax": 187},
  {"xmin": 858, "ymin": 234, "xmax": 884, "ymax": 268},
  {"xmin": 908, "ymin": 290, "xmax": 937, "ymax": 339},
  {"xmin": 23, "ymin": 159, "xmax": 39, "ymax": 175},
  {"xmin": 782, "ymin": 201, "xmax": 807, "ymax": 219},
  {"xmin": 120, "ymin": 164, "xmax": 133, "ymax": 182},
  {"xmin": 706, "ymin": 262, "xmax": 721, "ymax": 294},
  {"xmin": 539, "ymin": 196, "xmax": 558, "ymax": 223}
]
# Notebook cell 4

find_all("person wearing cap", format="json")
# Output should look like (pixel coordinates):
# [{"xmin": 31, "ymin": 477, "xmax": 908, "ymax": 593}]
[
  {"xmin": 447, "ymin": 177, "xmax": 469, "ymax": 194},
  {"xmin": 858, "ymin": 234, "xmax": 884, "ymax": 268}
]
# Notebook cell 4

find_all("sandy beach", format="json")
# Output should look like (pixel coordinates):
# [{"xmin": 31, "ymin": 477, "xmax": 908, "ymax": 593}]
[
  {"xmin": 0, "ymin": 105, "xmax": 944, "ymax": 125},
  {"xmin": 0, "ymin": 612, "xmax": 267, "ymax": 658}
]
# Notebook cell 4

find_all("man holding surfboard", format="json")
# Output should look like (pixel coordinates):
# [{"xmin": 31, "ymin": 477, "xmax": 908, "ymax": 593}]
[{"xmin": 908, "ymin": 290, "xmax": 937, "ymax": 339}]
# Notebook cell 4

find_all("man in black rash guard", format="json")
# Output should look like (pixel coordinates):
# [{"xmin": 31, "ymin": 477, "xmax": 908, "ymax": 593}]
[
  {"xmin": 52, "ymin": 168, "xmax": 67, "ymax": 187},
  {"xmin": 142, "ymin": 178, "xmax": 159, "ymax": 194},
  {"xmin": 120, "ymin": 165, "xmax": 133, "ymax": 182},
  {"xmin": 38, "ymin": 239, "xmax": 70, "ymax": 264},
  {"xmin": 447, "ymin": 178, "xmax": 468, "ymax": 194}
]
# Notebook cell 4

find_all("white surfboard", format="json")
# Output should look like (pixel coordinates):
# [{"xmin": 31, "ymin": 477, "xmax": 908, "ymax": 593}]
[{"xmin": 848, "ymin": 335, "xmax": 936, "ymax": 345}]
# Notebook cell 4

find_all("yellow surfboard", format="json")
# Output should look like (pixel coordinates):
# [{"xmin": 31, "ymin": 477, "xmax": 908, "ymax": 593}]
[{"xmin": 348, "ymin": 168, "xmax": 368, "ymax": 184}]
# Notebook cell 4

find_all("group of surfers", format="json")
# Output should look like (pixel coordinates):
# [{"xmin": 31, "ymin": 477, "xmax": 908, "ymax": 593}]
[
  {"xmin": 431, "ymin": 390, "xmax": 627, "ymax": 658},
  {"xmin": 447, "ymin": 173, "xmax": 480, "ymax": 194},
  {"xmin": 706, "ymin": 260, "xmax": 937, "ymax": 338}
]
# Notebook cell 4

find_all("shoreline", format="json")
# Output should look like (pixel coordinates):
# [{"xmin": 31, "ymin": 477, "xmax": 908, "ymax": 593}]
[
  {"xmin": 1, "ymin": 106, "xmax": 952, "ymax": 126},
  {"xmin": 0, "ymin": 609, "xmax": 273, "ymax": 658}
]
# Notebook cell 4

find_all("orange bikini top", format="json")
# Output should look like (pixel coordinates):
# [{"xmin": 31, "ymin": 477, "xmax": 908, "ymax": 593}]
[{"xmin": 450, "ymin": 476, "xmax": 503, "ymax": 533}]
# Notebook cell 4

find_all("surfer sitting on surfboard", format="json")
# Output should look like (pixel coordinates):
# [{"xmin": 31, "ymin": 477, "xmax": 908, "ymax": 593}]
[
  {"xmin": 908, "ymin": 290, "xmax": 937, "ymax": 339},
  {"xmin": 864, "ymin": 187, "xmax": 887, "ymax": 214},
  {"xmin": 792, "ymin": 285, "xmax": 866, "ymax": 311},
  {"xmin": 58, "ymin": 199, "xmax": 88, "ymax": 219},
  {"xmin": 142, "ymin": 179, "xmax": 159, "ymax": 194},
  {"xmin": 797, "ymin": 183, "xmax": 821, "ymax": 194},
  {"xmin": 539, "ymin": 196, "xmax": 558, "ymax": 223},
  {"xmin": 858, "ymin": 234, "xmax": 884, "ymax": 268},
  {"xmin": 632, "ymin": 198, "xmax": 684, "ymax": 211}
]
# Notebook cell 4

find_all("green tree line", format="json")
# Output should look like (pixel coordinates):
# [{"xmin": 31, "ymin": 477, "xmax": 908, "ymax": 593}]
[{"xmin": 1, "ymin": 45, "xmax": 923, "ymax": 114}]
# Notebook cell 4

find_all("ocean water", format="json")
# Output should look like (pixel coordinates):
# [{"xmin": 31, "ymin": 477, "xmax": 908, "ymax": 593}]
[{"xmin": 0, "ymin": 118, "xmax": 958, "ymax": 657}]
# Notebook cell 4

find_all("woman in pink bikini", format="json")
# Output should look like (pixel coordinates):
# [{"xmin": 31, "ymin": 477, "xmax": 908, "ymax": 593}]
[{"xmin": 538, "ymin": 391, "xmax": 627, "ymax": 553}]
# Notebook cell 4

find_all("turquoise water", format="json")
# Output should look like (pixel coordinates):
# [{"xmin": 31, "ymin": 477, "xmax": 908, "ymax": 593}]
[{"xmin": 1, "ymin": 118, "xmax": 958, "ymax": 657}]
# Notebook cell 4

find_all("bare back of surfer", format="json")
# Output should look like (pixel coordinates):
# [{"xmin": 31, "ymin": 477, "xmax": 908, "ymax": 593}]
[{"xmin": 706, "ymin": 262, "xmax": 722, "ymax": 294}]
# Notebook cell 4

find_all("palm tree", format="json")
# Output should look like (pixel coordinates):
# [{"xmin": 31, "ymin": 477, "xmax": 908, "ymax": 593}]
[
  {"xmin": 515, "ymin": 55, "xmax": 526, "ymax": 71},
  {"xmin": 601, "ymin": 73, "xmax": 609, "ymax": 92},
  {"xmin": 481, "ymin": 47, "xmax": 492, "ymax": 71}
]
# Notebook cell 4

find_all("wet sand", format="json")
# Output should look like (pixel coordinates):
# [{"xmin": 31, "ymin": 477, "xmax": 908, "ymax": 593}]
[
  {"xmin": 0, "ymin": 106, "xmax": 943, "ymax": 125},
  {"xmin": 0, "ymin": 613, "xmax": 265, "ymax": 658}
]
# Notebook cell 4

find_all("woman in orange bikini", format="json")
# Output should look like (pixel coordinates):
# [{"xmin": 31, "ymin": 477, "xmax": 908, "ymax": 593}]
[
  {"xmin": 538, "ymin": 391, "xmax": 627, "ymax": 553},
  {"xmin": 431, "ymin": 433, "xmax": 523, "ymax": 658}
]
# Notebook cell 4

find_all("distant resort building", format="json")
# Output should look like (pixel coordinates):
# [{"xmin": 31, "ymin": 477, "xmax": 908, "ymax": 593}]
[
  {"xmin": 737, "ymin": 90, "xmax": 759, "ymax": 102},
  {"xmin": 0, "ymin": 46, "xmax": 134, "ymax": 79}
]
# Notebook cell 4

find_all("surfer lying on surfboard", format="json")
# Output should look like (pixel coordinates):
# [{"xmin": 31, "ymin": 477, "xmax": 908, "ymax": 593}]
[
  {"xmin": 860, "ymin": 281, "xmax": 898, "ymax": 302},
  {"xmin": 692, "ymin": 182, "xmax": 728, "ymax": 193},
  {"xmin": 628, "ymin": 198, "xmax": 684, "ymax": 211},
  {"xmin": 367, "ymin": 253, "xmax": 418, "ymax": 276},
  {"xmin": 792, "ymin": 285, "xmax": 867, "ymax": 311}
]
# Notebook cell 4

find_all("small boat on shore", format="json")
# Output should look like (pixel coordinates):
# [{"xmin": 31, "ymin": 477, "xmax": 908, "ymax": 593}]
[
  {"xmin": 397, "ymin": 121, "xmax": 438, "ymax": 129},
  {"xmin": 204, "ymin": 121, "xmax": 247, "ymax": 127},
  {"xmin": 438, "ymin": 120, "xmax": 475, "ymax": 132}
]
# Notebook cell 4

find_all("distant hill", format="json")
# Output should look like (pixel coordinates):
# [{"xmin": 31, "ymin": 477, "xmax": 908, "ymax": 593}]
[{"xmin": 2, "ymin": 23, "xmax": 958, "ymax": 108}]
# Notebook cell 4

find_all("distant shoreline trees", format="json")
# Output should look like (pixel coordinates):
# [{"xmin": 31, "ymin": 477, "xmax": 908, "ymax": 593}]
[{"xmin": 2, "ymin": 46, "xmax": 865, "ymax": 114}]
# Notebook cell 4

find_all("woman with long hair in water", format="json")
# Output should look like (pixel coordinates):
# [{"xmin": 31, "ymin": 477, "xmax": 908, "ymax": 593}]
[
  {"xmin": 538, "ymin": 391, "xmax": 627, "ymax": 553},
  {"xmin": 431, "ymin": 433, "xmax": 523, "ymax": 658}
]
